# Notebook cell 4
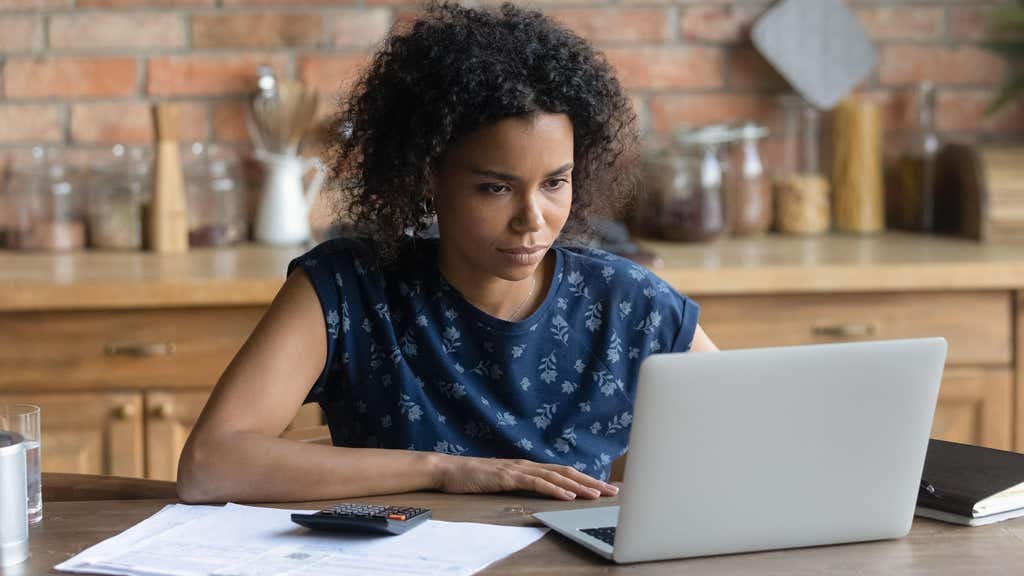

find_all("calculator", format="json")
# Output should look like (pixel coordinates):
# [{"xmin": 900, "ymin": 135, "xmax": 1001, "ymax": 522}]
[{"xmin": 290, "ymin": 503, "xmax": 432, "ymax": 535}]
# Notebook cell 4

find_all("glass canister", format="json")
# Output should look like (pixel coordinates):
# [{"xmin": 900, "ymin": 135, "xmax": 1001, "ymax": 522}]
[
  {"xmin": 87, "ymin": 145, "xmax": 150, "ymax": 250},
  {"xmin": 725, "ymin": 123, "xmax": 772, "ymax": 236},
  {"xmin": 644, "ymin": 125, "xmax": 730, "ymax": 243},
  {"xmin": 774, "ymin": 95, "xmax": 831, "ymax": 235},
  {"xmin": 184, "ymin": 143, "xmax": 249, "ymax": 247},
  {"xmin": 3, "ymin": 147, "xmax": 87, "ymax": 251}
]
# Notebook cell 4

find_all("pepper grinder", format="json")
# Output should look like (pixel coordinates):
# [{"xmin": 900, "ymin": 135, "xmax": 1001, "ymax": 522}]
[{"xmin": 148, "ymin": 104, "xmax": 189, "ymax": 253}]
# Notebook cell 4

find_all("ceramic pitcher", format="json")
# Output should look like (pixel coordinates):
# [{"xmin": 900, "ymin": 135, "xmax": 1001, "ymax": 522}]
[{"xmin": 253, "ymin": 150, "xmax": 325, "ymax": 246}]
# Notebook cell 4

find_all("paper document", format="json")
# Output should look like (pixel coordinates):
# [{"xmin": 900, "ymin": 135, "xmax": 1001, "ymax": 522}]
[{"xmin": 56, "ymin": 503, "xmax": 548, "ymax": 576}]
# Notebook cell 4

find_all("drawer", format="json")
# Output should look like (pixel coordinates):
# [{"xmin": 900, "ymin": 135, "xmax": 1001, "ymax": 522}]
[
  {"xmin": 695, "ymin": 291, "xmax": 1012, "ymax": 365},
  {"xmin": 0, "ymin": 307, "xmax": 265, "ymax": 391}
]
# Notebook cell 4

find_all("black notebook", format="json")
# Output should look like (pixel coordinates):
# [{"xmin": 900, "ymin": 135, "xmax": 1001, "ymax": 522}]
[{"xmin": 915, "ymin": 439, "xmax": 1024, "ymax": 526}]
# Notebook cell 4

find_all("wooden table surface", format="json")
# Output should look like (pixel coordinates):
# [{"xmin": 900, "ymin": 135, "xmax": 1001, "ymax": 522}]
[
  {"xmin": 3, "ymin": 233, "xmax": 1024, "ymax": 310},
  {"xmin": 5, "ymin": 473, "xmax": 1024, "ymax": 575}
]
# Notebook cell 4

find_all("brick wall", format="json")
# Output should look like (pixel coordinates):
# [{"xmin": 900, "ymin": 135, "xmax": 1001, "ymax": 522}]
[{"xmin": 0, "ymin": 0, "xmax": 1021, "ymax": 159}]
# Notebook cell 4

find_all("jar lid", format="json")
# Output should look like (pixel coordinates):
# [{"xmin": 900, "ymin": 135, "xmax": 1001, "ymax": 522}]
[
  {"xmin": 677, "ymin": 124, "xmax": 735, "ymax": 147},
  {"xmin": 733, "ymin": 122, "xmax": 769, "ymax": 141}
]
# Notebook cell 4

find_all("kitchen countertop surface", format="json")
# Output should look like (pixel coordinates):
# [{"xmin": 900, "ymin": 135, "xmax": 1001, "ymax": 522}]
[{"xmin": 1, "ymin": 233, "xmax": 1023, "ymax": 311}]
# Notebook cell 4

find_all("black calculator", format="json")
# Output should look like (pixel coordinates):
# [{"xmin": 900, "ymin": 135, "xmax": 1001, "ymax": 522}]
[{"xmin": 291, "ymin": 503, "xmax": 432, "ymax": 535}]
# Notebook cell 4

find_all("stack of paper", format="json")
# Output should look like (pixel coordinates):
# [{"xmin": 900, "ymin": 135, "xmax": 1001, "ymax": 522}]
[{"xmin": 56, "ymin": 503, "xmax": 548, "ymax": 576}]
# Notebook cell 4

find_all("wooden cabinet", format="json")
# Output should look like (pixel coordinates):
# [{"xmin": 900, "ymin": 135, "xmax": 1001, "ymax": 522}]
[
  {"xmin": 0, "ymin": 391, "xmax": 144, "ymax": 477},
  {"xmin": 0, "ymin": 307, "xmax": 322, "ymax": 480},
  {"xmin": 144, "ymin": 390, "xmax": 323, "ymax": 481},
  {"xmin": 697, "ymin": 291, "xmax": 1017, "ymax": 450}
]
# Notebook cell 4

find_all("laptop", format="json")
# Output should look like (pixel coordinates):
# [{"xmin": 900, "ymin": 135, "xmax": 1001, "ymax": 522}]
[{"xmin": 534, "ymin": 338, "xmax": 947, "ymax": 564}]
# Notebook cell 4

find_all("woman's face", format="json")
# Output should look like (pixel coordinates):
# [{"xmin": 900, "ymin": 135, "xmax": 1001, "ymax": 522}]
[{"xmin": 432, "ymin": 113, "xmax": 574, "ymax": 284}]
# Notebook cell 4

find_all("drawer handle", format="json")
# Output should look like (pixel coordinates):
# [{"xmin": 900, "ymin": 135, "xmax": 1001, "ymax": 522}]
[
  {"xmin": 152, "ymin": 403, "xmax": 175, "ymax": 420},
  {"xmin": 105, "ymin": 342, "xmax": 176, "ymax": 358},
  {"xmin": 812, "ymin": 323, "xmax": 876, "ymax": 338},
  {"xmin": 113, "ymin": 403, "xmax": 137, "ymax": 420}
]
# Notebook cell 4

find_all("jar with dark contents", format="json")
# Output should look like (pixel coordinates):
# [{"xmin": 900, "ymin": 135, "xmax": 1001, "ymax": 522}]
[
  {"xmin": 184, "ymin": 143, "xmax": 248, "ymax": 247},
  {"xmin": 725, "ymin": 123, "xmax": 772, "ymax": 236},
  {"xmin": 644, "ymin": 126, "xmax": 730, "ymax": 243},
  {"xmin": 3, "ymin": 148, "xmax": 86, "ymax": 251}
]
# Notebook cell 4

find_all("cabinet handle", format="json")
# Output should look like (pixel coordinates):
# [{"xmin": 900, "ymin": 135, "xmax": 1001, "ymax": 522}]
[
  {"xmin": 113, "ymin": 403, "xmax": 137, "ymax": 420},
  {"xmin": 812, "ymin": 323, "xmax": 876, "ymax": 338},
  {"xmin": 105, "ymin": 342, "xmax": 175, "ymax": 358},
  {"xmin": 152, "ymin": 403, "xmax": 175, "ymax": 420}
]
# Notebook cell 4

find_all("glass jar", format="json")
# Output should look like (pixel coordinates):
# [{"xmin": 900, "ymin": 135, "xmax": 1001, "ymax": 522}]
[
  {"xmin": 3, "ymin": 148, "xmax": 87, "ymax": 251},
  {"xmin": 725, "ymin": 123, "xmax": 771, "ymax": 236},
  {"xmin": 643, "ymin": 125, "xmax": 730, "ymax": 243},
  {"xmin": 889, "ymin": 82, "xmax": 939, "ymax": 232},
  {"xmin": 88, "ymin": 145, "xmax": 150, "ymax": 250},
  {"xmin": 184, "ymin": 143, "xmax": 248, "ymax": 247},
  {"xmin": 774, "ymin": 95, "xmax": 831, "ymax": 235}
]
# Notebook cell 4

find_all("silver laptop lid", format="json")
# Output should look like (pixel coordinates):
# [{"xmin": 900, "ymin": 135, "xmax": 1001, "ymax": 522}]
[{"xmin": 613, "ymin": 338, "xmax": 946, "ymax": 563}]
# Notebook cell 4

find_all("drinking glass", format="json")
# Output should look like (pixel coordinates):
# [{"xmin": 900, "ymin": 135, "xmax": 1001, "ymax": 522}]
[{"xmin": 0, "ymin": 404, "xmax": 40, "ymax": 524}]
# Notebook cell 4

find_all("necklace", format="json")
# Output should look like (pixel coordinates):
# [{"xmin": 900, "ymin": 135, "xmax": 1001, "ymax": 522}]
[{"xmin": 506, "ymin": 273, "xmax": 537, "ymax": 322}]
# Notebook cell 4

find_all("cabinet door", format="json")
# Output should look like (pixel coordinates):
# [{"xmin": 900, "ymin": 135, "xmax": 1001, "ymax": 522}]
[
  {"xmin": 932, "ymin": 367, "xmax": 1013, "ymax": 450},
  {"xmin": 0, "ymin": 392, "xmax": 144, "ymax": 477},
  {"xmin": 145, "ymin": 390, "xmax": 324, "ymax": 481}
]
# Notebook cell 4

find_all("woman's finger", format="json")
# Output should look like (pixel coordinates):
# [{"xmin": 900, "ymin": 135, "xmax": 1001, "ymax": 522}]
[
  {"xmin": 538, "ymin": 463, "xmax": 618, "ymax": 495},
  {"xmin": 531, "ymin": 468, "xmax": 602, "ymax": 499},
  {"xmin": 510, "ymin": 471, "xmax": 577, "ymax": 500}
]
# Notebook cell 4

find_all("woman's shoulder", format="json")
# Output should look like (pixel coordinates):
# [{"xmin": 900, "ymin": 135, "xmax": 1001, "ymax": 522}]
[{"xmin": 556, "ymin": 244, "xmax": 675, "ymax": 295}]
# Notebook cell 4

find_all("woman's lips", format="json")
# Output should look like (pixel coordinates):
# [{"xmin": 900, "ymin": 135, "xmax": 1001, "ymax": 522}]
[{"xmin": 499, "ymin": 245, "xmax": 547, "ymax": 265}]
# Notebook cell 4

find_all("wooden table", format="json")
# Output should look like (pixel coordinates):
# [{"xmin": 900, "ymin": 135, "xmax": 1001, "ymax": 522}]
[{"xmin": 6, "ymin": 473, "xmax": 1024, "ymax": 575}]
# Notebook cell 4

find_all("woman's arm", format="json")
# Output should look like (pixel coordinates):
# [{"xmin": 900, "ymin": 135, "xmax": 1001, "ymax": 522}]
[
  {"xmin": 690, "ymin": 323, "xmax": 719, "ymax": 352},
  {"xmin": 177, "ymin": 270, "xmax": 616, "ymax": 503}
]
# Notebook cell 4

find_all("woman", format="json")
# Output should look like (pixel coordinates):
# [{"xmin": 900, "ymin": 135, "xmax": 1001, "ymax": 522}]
[{"xmin": 178, "ymin": 1, "xmax": 717, "ymax": 505}]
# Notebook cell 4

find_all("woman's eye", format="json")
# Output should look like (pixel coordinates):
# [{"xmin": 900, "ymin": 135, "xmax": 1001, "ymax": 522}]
[{"xmin": 480, "ymin": 183, "xmax": 509, "ymax": 195}]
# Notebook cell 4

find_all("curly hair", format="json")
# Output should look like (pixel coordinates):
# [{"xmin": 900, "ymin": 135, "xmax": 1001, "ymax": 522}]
[{"xmin": 325, "ymin": 1, "xmax": 640, "ymax": 261}]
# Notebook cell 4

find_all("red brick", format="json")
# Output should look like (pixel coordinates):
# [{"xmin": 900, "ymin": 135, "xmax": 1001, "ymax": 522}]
[
  {"xmin": 147, "ymin": 54, "xmax": 289, "ymax": 96},
  {"xmin": 680, "ymin": 3, "xmax": 768, "ymax": 43},
  {"xmin": 648, "ymin": 93, "xmax": 778, "ymax": 133},
  {"xmin": 950, "ymin": 6, "xmax": 1024, "ymax": 42},
  {"xmin": 854, "ymin": 6, "xmax": 943, "ymax": 41},
  {"xmin": 879, "ymin": 45, "xmax": 1007, "ymax": 87},
  {"xmin": 332, "ymin": 9, "xmax": 392, "ymax": 48},
  {"xmin": 0, "ymin": 15, "xmax": 41, "ymax": 52},
  {"xmin": 936, "ymin": 90, "xmax": 1024, "ymax": 135},
  {"xmin": 223, "ymin": 0, "xmax": 356, "ymax": 5},
  {"xmin": 70, "ymin": 101, "xmax": 206, "ymax": 144},
  {"xmin": 548, "ymin": 8, "xmax": 668, "ymax": 43},
  {"xmin": 192, "ymin": 13, "xmax": 323, "ymax": 49},
  {"xmin": 0, "ymin": 0, "xmax": 69, "ymax": 9},
  {"xmin": 727, "ymin": 47, "xmax": 787, "ymax": 91},
  {"xmin": 4, "ymin": 57, "xmax": 136, "ymax": 98},
  {"xmin": 77, "ymin": 0, "xmax": 211, "ymax": 6},
  {"xmin": 50, "ymin": 12, "xmax": 184, "ymax": 50},
  {"xmin": 0, "ymin": 104, "xmax": 62, "ymax": 144},
  {"xmin": 212, "ymin": 101, "xmax": 250, "ymax": 143},
  {"xmin": 604, "ymin": 46, "xmax": 723, "ymax": 90},
  {"xmin": 298, "ymin": 54, "xmax": 372, "ymax": 96}
]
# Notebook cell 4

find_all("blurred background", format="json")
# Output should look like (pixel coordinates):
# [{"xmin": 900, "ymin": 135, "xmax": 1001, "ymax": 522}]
[{"xmin": 1, "ymin": 0, "xmax": 1023, "ymax": 482}]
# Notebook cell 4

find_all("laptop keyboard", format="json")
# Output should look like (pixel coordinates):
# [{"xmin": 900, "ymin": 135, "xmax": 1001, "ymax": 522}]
[{"xmin": 580, "ymin": 526, "xmax": 616, "ymax": 546}]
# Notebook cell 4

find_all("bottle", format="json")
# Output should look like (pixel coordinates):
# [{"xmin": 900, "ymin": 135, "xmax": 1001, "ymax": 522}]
[{"xmin": 890, "ymin": 82, "xmax": 939, "ymax": 232}]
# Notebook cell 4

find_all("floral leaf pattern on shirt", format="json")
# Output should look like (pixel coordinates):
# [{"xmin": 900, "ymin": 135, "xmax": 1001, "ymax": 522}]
[{"xmin": 290, "ymin": 238, "xmax": 699, "ymax": 482}]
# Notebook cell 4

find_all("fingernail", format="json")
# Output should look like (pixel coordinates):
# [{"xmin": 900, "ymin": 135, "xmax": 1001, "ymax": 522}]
[
  {"xmin": 564, "ymin": 490, "xmax": 577, "ymax": 499},
  {"xmin": 608, "ymin": 484, "xmax": 619, "ymax": 494}
]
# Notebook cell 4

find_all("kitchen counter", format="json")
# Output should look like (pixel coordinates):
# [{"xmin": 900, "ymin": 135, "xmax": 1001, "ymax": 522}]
[{"xmin": 0, "ymin": 233, "xmax": 1023, "ymax": 310}]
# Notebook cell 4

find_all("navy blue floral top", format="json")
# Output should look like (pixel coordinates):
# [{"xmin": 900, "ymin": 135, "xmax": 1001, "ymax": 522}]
[{"xmin": 289, "ymin": 237, "xmax": 700, "ymax": 480}]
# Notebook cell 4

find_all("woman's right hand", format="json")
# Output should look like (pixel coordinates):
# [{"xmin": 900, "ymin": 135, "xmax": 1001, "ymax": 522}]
[{"xmin": 433, "ymin": 454, "xmax": 619, "ymax": 500}]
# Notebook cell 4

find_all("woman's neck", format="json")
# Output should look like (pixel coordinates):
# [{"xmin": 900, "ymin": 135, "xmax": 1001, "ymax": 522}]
[{"xmin": 437, "ymin": 249, "xmax": 552, "ymax": 322}]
